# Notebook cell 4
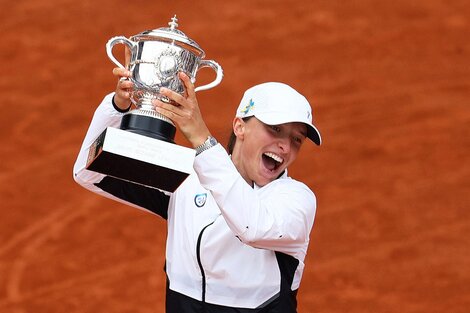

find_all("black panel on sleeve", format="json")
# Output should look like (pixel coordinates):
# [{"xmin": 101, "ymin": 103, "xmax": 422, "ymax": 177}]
[{"xmin": 95, "ymin": 176, "xmax": 170, "ymax": 219}]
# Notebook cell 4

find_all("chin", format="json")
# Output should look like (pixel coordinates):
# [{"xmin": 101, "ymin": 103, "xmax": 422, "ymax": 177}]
[
  {"xmin": 254, "ymin": 166, "xmax": 283, "ymax": 186},
  {"xmin": 254, "ymin": 175, "xmax": 276, "ymax": 187}
]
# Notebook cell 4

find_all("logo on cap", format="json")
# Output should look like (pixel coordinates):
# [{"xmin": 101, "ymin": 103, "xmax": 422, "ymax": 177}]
[{"xmin": 240, "ymin": 99, "xmax": 255, "ymax": 115}]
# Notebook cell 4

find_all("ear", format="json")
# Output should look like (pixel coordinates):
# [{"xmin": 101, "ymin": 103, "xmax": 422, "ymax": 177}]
[{"xmin": 233, "ymin": 117, "xmax": 246, "ymax": 140}]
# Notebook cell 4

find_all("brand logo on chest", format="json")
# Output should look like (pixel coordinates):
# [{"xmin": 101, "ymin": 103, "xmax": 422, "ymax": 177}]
[{"xmin": 194, "ymin": 193, "xmax": 208, "ymax": 207}]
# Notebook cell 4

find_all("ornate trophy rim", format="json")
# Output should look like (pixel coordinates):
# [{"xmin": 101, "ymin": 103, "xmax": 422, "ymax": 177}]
[
  {"xmin": 130, "ymin": 15, "xmax": 205, "ymax": 58},
  {"xmin": 127, "ymin": 109, "xmax": 175, "ymax": 127}
]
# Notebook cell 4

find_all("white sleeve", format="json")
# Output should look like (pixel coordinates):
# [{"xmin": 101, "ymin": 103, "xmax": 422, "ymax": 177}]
[
  {"xmin": 193, "ymin": 144, "xmax": 316, "ymax": 255},
  {"xmin": 73, "ymin": 92, "xmax": 122, "ymax": 187},
  {"xmin": 72, "ymin": 93, "xmax": 170, "ymax": 215}
]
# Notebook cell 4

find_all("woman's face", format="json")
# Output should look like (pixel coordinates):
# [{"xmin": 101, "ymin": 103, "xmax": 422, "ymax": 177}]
[{"xmin": 231, "ymin": 117, "xmax": 307, "ymax": 187}]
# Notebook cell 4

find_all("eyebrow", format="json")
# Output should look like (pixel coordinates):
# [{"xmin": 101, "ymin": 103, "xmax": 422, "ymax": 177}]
[
  {"xmin": 270, "ymin": 123, "xmax": 307, "ymax": 138},
  {"xmin": 291, "ymin": 129, "xmax": 307, "ymax": 141}
]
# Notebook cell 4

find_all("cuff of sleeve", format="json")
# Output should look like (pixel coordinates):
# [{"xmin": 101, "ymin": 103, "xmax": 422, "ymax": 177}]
[{"xmin": 112, "ymin": 94, "xmax": 132, "ymax": 113}]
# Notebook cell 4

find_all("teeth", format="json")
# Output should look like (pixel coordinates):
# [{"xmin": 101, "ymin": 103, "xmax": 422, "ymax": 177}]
[{"xmin": 264, "ymin": 152, "xmax": 283, "ymax": 164}]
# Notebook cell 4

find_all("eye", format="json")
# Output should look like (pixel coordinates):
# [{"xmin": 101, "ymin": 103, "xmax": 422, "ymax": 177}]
[
  {"xmin": 270, "ymin": 125, "xmax": 281, "ymax": 132},
  {"xmin": 292, "ymin": 132, "xmax": 307, "ymax": 145}
]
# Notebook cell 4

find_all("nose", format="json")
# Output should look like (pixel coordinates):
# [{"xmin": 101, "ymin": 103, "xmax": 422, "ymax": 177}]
[{"xmin": 277, "ymin": 136, "xmax": 291, "ymax": 154}]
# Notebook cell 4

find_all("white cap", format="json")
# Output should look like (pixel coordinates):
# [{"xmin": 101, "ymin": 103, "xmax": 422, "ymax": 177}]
[{"xmin": 236, "ymin": 82, "xmax": 322, "ymax": 145}]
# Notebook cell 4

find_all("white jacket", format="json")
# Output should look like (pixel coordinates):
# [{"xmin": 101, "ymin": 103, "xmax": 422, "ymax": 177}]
[{"xmin": 73, "ymin": 93, "xmax": 317, "ymax": 310}]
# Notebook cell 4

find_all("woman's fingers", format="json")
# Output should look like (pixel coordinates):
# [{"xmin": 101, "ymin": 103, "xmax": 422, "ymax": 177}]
[
  {"xmin": 119, "ymin": 77, "xmax": 134, "ymax": 90},
  {"xmin": 159, "ymin": 87, "xmax": 186, "ymax": 107},
  {"xmin": 152, "ymin": 72, "xmax": 210, "ymax": 146},
  {"xmin": 112, "ymin": 67, "xmax": 131, "ymax": 78},
  {"xmin": 155, "ymin": 98, "xmax": 183, "ymax": 119},
  {"xmin": 112, "ymin": 67, "xmax": 133, "ymax": 110},
  {"xmin": 179, "ymin": 72, "xmax": 196, "ymax": 100}
]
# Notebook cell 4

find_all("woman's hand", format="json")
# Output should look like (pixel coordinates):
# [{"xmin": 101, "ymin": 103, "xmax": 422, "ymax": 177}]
[
  {"xmin": 112, "ymin": 67, "xmax": 134, "ymax": 111},
  {"xmin": 111, "ymin": 47, "xmax": 133, "ymax": 111},
  {"xmin": 153, "ymin": 72, "xmax": 211, "ymax": 148}
]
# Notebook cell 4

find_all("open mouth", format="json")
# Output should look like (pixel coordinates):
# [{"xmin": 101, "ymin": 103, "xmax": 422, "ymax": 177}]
[{"xmin": 262, "ymin": 152, "xmax": 284, "ymax": 172}]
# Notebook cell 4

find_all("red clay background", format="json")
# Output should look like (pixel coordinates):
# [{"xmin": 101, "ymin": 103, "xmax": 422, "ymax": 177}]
[{"xmin": 1, "ymin": 1, "xmax": 469, "ymax": 312}]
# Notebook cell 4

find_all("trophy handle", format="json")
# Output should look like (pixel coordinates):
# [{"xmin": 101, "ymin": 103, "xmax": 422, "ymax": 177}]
[
  {"xmin": 106, "ymin": 36, "xmax": 136, "ymax": 69},
  {"xmin": 194, "ymin": 60, "xmax": 224, "ymax": 92}
]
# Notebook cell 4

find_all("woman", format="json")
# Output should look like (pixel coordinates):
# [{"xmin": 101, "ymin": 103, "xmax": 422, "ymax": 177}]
[{"xmin": 73, "ymin": 69, "xmax": 322, "ymax": 312}]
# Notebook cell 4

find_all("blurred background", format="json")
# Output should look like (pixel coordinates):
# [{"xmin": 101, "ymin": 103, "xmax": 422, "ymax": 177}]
[{"xmin": 0, "ymin": 0, "xmax": 469, "ymax": 312}]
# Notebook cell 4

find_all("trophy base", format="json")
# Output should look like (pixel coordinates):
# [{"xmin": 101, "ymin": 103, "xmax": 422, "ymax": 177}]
[
  {"xmin": 120, "ymin": 112, "xmax": 176, "ymax": 142},
  {"xmin": 86, "ymin": 127, "xmax": 195, "ymax": 192}
]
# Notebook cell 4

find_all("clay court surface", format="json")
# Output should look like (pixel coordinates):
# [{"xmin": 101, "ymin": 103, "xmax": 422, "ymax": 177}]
[{"xmin": 1, "ymin": 0, "xmax": 469, "ymax": 312}]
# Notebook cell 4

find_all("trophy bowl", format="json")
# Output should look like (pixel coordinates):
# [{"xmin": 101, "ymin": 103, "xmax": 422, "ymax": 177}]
[{"xmin": 106, "ymin": 15, "xmax": 223, "ymax": 142}]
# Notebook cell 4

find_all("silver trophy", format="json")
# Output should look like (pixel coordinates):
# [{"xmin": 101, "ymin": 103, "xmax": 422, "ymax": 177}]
[
  {"xmin": 106, "ymin": 15, "xmax": 223, "ymax": 142},
  {"xmin": 86, "ymin": 16, "xmax": 223, "ymax": 192}
]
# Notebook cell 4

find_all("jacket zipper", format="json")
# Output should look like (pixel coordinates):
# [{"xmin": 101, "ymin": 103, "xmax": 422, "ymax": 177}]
[{"xmin": 196, "ymin": 221, "xmax": 215, "ymax": 304}]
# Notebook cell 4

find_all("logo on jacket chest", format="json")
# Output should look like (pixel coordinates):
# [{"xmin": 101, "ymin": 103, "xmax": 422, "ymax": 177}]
[{"xmin": 194, "ymin": 193, "xmax": 208, "ymax": 207}]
